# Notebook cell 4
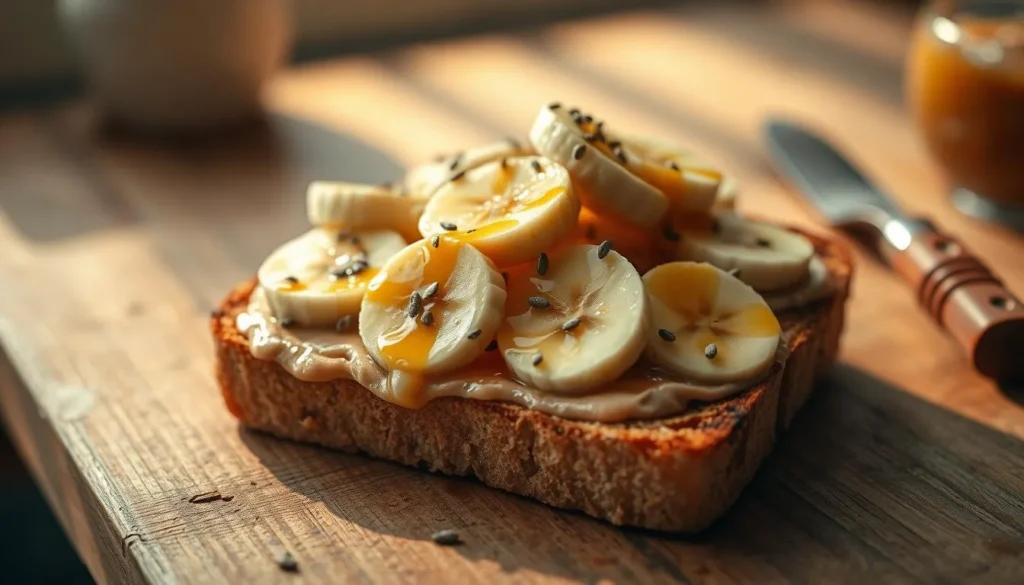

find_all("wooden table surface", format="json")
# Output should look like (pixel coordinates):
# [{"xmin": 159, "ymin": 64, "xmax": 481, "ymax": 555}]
[{"xmin": 2, "ymin": 1, "xmax": 1023, "ymax": 583}]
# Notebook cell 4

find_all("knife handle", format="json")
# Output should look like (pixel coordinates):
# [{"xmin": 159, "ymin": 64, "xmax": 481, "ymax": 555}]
[{"xmin": 881, "ymin": 226, "xmax": 1024, "ymax": 381}]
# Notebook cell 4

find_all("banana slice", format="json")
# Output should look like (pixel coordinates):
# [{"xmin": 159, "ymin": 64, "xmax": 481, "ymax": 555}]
[
  {"xmin": 417, "ymin": 155, "xmax": 580, "ymax": 267},
  {"xmin": 359, "ymin": 237, "xmax": 506, "ymax": 405},
  {"xmin": 529, "ymin": 104, "xmax": 668, "ymax": 229},
  {"xmin": 258, "ymin": 228, "xmax": 407, "ymax": 327},
  {"xmin": 644, "ymin": 262, "xmax": 780, "ymax": 383},
  {"xmin": 306, "ymin": 181, "xmax": 426, "ymax": 242},
  {"xmin": 618, "ymin": 134, "xmax": 724, "ymax": 213},
  {"xmin": 675, "ymin": 212, "xmax": 814, "ymax": 292},
  {"xmin": 497, "ymin": 244, "xmax": 650, "ymax": 393},
  {"xmin": 404, "ymin": 138, "xmax": 532, "ymax": 199}
]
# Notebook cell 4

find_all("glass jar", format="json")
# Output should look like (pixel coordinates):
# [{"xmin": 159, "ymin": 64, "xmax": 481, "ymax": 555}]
[{"xmin": 906, "ymin": 0, "xmax": 1024, "ymax": 226}]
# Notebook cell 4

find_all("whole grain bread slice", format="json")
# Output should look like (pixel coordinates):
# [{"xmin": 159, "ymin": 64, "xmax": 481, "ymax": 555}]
[{"xmin": 212, "ymin": 231, "xmax": 852, "ymax": 532}]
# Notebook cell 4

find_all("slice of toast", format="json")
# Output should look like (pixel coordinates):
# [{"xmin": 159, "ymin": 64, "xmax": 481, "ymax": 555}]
[{"xmin": 212, "ymin": 230, "xmax": 852, "ymax": 532}]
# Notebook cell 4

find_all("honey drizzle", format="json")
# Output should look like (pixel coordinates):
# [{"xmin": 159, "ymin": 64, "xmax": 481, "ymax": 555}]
[
  {"xmin": 328, "ymin": 269, "xmax": 379, "ymax": 292},
  {"xmin": 277, "ymin": 281, "xmax": 308, "ymax": 292},
  {"xmin": 454, "ymin": 186, "xmax": 567, "ymax": 243},
  {"xmin": 363, "ymin": 238, "xmax": 472, "ymax": 405}
]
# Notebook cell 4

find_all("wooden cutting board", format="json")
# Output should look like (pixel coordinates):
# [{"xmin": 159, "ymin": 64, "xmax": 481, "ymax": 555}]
[{"xmin": 0, "ymin": 1, "xmax": 1022, "ymax": 583}]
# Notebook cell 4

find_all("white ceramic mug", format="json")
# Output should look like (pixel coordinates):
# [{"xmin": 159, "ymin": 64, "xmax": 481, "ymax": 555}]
[{"xmin": 58, "ymin": 0, "xmax": 292, "ymax": 133}]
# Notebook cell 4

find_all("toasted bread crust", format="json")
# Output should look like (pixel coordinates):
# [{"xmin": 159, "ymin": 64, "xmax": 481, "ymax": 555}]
[{"xmin": 212, "ymin": 232, "xmax": 851, "ymax": 532}]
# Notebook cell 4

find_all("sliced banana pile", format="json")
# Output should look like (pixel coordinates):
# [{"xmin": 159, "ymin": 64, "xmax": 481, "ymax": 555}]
[
  {"xmin": 404, "ymin": 138, "xmax": 532, "ymax": 199},
  {"xmin": 251, "ymin": 99, "xmax": 826, "ymax": 400},
  {"xmin": 359, "ymin": 237, "xmax": 506, "ymax": 404},
  {"xmin": 418, "ymin": 155, "xmax": 580, "ymax": 267},
  {"xmin": 675, "ymin": 211, "xmax": 814, "ymax": 292},
  {"xmin": 258, "ymin": 228, "xmax": 407, "ymax": 327},
  {"xmin": 644, "ymin": 262, "xmax": 781, "ymax": 383},
  {"xmin": 498, "ymin": 243, "xmax": 650, "ymax": 392}
]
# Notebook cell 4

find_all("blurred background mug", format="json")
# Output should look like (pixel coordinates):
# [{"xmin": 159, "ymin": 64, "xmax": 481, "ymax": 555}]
[
  {"xmin": 905, "ymin": 0, "xmax": 1024, "ymax": 227},
  {"xmin": 58, "ymin": 0, "xmax": 292, "ymax": 133}
]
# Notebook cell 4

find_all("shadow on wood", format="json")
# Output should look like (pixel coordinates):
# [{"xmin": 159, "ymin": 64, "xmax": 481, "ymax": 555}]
[
  {"xmin": 0, "ymin": 108, "xmax": 404, "ymax": 257},
  {"xmin": 238, "ymin": 363, "xmax": 1024, "ymax": 584},
  {"xmin": 0, "ymin": 106, "xmax": 404, "ymax": 313}
]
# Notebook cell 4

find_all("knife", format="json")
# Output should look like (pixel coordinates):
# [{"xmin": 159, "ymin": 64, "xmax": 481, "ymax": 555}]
[{"xmin": 765, "ymin": 119, "xmax": 1024, "ymax": 381}]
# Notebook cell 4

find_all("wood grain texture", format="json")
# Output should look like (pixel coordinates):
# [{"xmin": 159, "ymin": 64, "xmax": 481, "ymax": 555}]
[{"xmin": 0, "ymin": 0, "xmax": 1022, "ymax": 583}]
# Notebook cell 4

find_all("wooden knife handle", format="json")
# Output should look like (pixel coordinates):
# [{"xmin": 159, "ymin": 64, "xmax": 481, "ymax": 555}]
[{"xmin": 882, "ymin": 226, "xmax": 1024, "ymax": 381}]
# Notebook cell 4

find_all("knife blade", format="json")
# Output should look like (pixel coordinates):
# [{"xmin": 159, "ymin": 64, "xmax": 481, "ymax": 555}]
[
  {"xmin": 765, "ymin": 120, "xmax": 908, "ymax": 226},
  {"xmin": 764, "ymin": 118, "xmax": 1024, "ymax": 381}
]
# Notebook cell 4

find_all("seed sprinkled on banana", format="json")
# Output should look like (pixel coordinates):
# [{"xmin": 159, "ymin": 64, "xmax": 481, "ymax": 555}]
[
  {"xmin": 421, "ymin": 311, "xmax": 434, "ymax": 326},
  {"xmin": 704, "ymin": 342, "xmax": 718, "ymax": 359},
  {"xmin": 407, "ymin": 292, "xmax": 423, "ymax": 318},
  {"xmin": 528, "ymin": 296, "xmax": 550, "ymax": 309}
]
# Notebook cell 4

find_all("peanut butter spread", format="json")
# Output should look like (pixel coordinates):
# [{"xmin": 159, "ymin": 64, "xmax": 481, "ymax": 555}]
[{"xmin": 238, "ymin": 262, "xmax": 832, "ymax": 423}]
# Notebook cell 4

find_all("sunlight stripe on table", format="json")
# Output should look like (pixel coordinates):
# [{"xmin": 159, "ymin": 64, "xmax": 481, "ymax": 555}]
[
  {"xmin": 265, "ymin": 57, "xmax": 492, "ymax": 167},
  {"xmin": 392, "ymin": 35, "xmax": 754, "ymax": 172}
]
